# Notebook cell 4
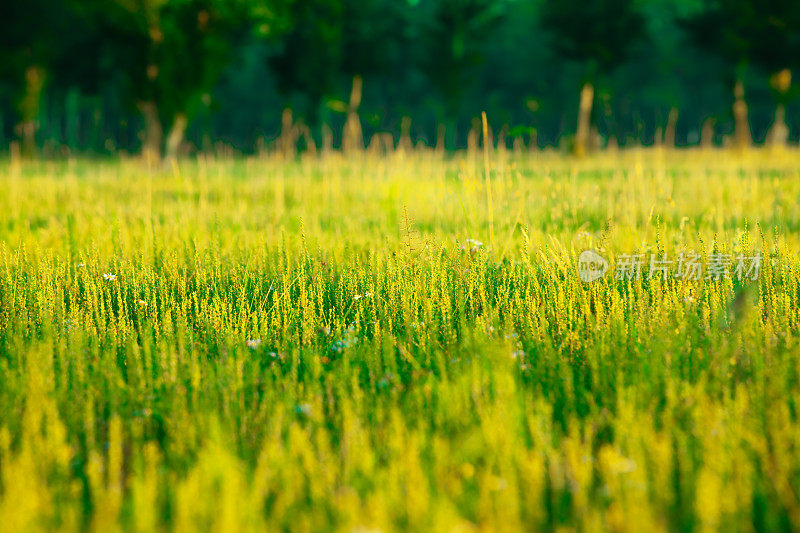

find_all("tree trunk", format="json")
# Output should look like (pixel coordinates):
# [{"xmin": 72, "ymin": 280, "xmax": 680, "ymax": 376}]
[
  {"xmin": 16, "ymin": 65, "xmax": 46, "ymax": 158},
  {"xmin": 768, "ymin": 104, "xmax": 789, "ymax": 147},
  {"xmin": 467, "ymin": 117, "xmax": 479, "ymax": 155},
  {"xmin": 321, "ymin": 123, "xmax": 333, "ymax": 153},
  {"xmin": 435, "ymin": 123, "xmax": 446, "ymax": 154},
  {"xmin": 732, "ymin": 80, "xmax": 750, "ymax": 150},
  {"xmin": 343, "ymin": 75, "xmax": 363, "ymax": 154},
  {"xmin": 297, "ymin": 120, "xmax": 317, "ymax": 155},
  {"xmin": 574, "ymin": 81, "xmax": 594, "ymax": 157},
  {"xmin": 165, "ymin": 113, "xmax": 188, "ymax": 160},
  {"xmin": 701, "ymin": 118, "xmax": 715, "ymax": 148},
  {"xmin": 766, "ymin": 68, "xmax": 791, "ymax": 147},
  {"xmin": 279, "ymin": 108, "xmax": 296, "ymax": 157},
  {"xmin": 399, "ymin": 116, "xmax": 413, "ymax": 152},
  {"xmin": 664, "ymin": 107, "xmax": 678, "ymax": 147},
  {"xmin": 139, "ymin": 101, "xmax": 163, "ymax": 163}
]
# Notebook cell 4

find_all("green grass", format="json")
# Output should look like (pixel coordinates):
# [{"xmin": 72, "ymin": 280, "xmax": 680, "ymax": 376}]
[{"xmin": 1, "ymin": 148, "xmax": 799, "ymax": 531}]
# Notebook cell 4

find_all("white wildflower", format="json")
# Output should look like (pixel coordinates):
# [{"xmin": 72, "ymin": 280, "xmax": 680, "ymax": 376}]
[{"xmin": 466, "ymin": 238, "xmax": 484, "ymax": 258}]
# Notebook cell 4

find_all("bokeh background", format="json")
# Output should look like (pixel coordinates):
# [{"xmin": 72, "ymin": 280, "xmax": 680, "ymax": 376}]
[{"xmin": 1, "ymin": 0, "xmax": 799, "ymax": 157}]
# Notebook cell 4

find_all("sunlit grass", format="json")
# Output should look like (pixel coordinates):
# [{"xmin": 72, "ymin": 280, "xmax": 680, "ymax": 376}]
[{"xmin": 0, "ymin": 147, "xmax": 799, "ymax": 531}]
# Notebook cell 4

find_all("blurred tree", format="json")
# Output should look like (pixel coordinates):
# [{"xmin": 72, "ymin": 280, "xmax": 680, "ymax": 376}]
[
  {"xmin": 79, "ymin": 0, "xmax": 291, "ymax": 161},
  {"xmin": 681, "ymin": 0, "xmax": 754, "ymax": 148},
  {"xmin": 269, "ymin": 0, "xmax": 342, "ymax": 130},
  {"xmin": 540, "ymin": 0, "xmax": 646, "ymax": 155},
  {"xmin": 339, "ymin": 0, "xmax": 407, "ymax": 151},
  {"xmin": 0, "ymin": 0, "xmax": 85, "ymax": 156},
  {"xmin": 419, "ymin": 0, "xmax": 505, "ymax": 147},
  {"xmin": 268, "ymin": 0, "xmax": 406, "ymax": 150},
  {"xmin": 681, "ymin": 0, "xmax": 800, "ymax": 147},
  {"xmin": 0, "ymin": 0, "xmax": 795, "ymax": 154},
  {"xmin": 752, "ymin": 10, "xmax": 800, "ymax": 145}
]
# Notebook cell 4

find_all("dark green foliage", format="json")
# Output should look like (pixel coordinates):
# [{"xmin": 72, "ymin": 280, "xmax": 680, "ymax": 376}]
[
  {"xmin": 681, "ymin": 0, "xmax": 800, "ymax": 76},
  {"xmin": 269, "ymin": 0, "xmax": 406, "ymax": 124},
  {"xmin": 419, "ymin": 0, "xmax": 506, "ymax": 120},
  {"xmin": 1, "ymin": 0, "xmax": 800, "ymax": 152},
  {"xmin": 540, "ymin": 0, "xmax": 646, "ymax": 78}
]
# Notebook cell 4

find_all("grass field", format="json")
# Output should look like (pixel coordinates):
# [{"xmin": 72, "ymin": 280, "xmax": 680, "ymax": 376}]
[{"xmin": 1, "ymin": 148, "xmax": 799, "ymax": 531}]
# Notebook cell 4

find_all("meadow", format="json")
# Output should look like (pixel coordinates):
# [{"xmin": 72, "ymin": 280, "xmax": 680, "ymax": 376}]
[{"xmin": 0, "ymin": 147, "xmax": 799, "ymax": 531}]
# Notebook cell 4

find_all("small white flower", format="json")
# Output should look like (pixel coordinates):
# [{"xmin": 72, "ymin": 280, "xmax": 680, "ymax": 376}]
[
  {"xmin": 103, "ymin": 273, "xmax": 117, "ymax": 281},
  {"xmin": 353, "ymin": 294, "xmax": 362, "ymax": 300},
  {"xmin": 364, "ymin": 292, "xmax": 372, "ymax": 298},
  {"xmin": 466, "ymin": 238, "xmax": 484, "ymax": 258},
  {"xmin": 77, "ymin": 263, "xmax": 85, "ymax": 268},
  {"xmin": 246, "ymin": 339, "xmax": 262, "ymax": 349}
]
